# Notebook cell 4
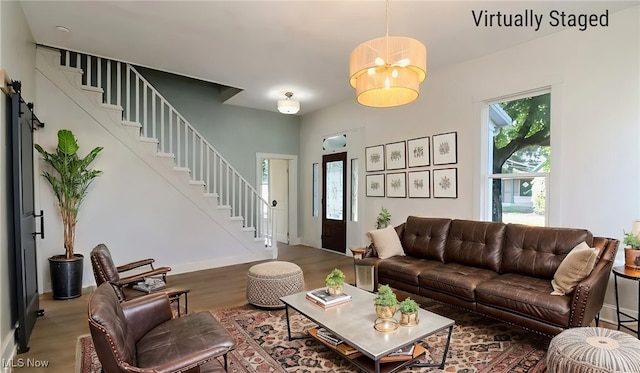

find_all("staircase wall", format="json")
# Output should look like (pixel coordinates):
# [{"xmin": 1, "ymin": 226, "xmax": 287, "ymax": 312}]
[{"xmin": 34, "ymin": 48, "xmax": 270, "ymax": 293}]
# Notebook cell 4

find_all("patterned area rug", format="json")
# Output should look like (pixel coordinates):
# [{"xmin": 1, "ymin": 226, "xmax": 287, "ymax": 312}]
[{"xmin": 77, "ymin": 299, "xmax": 550, "ymax": 373}]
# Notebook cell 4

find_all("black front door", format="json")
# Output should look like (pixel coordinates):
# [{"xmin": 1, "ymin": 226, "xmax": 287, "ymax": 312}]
[{"xmin": 321, "ymin": 152, "xmax": 347, "ymax": 253}]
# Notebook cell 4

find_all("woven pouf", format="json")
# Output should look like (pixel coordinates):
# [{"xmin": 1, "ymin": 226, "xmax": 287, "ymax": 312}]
[
  {"xmin": 246, "ymin": 261, "xmax": 304, "ymax": 308},
  {"xmin": 547, "ymin": 327, "xmax": 640, "ymax": 373}
]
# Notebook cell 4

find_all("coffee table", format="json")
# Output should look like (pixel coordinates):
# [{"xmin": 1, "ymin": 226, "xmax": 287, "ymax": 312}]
[{"xmin": 280, "ymin": 284, "xmax": 454, "ymax": 373}]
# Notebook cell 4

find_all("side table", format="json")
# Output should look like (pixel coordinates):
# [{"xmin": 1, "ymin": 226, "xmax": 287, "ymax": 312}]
[
  {"xmin": 612, "ymin": 266, "xmax": 640, "ymax": 338},
  {"xmin": 350, "ymin": 247, "xmax": 374, "ymax": 292}
]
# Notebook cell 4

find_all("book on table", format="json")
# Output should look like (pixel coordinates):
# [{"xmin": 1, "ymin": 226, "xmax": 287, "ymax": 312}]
[
  {"xmin": 315, "ymin": 328, "xmax": 343, "ymax": 346},
  {"xmin": 132, "ymin": 277, "xmax": 166, "ymax": 293},
  {"xmin": 306, "ymin": 288, "xmax": 351, "ymax": 307}
]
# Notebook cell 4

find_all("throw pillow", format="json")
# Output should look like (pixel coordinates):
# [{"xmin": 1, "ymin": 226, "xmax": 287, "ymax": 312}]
[
  {"xmin": 366, "ymin": 225, "xmax": 405, "ymax": 259},
  {"xmin": 551, "ymin": 241, "xmax": 599, "ymax": 296}
]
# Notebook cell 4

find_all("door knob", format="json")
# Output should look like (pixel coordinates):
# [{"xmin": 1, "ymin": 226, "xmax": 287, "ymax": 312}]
[{"xmin": 272, "ymin": 200, "xmax": 278, "ymax": 207}]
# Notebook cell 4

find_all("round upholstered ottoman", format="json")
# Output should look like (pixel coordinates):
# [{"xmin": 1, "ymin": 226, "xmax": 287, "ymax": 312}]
[
  {"xmin": 246, "ymin": 261, "xmax": 304, "ymax": 308},
  {"xmin": 547, "ymin": 327, "xmax": 640, "ymax": 373}
]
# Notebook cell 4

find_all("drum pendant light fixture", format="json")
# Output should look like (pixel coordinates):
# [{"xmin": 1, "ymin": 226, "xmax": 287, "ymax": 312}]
[
  {"xmin": 277, "ymin": 92, "xmax": 300, "ymax": 114},
  {"xmin": 349, "ymin": 0, "xmax": 427, "ymax": 108}
]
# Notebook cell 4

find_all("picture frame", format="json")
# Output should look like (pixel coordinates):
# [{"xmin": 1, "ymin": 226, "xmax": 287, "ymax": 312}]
[
  {"xmin": 385, "ymin": 141, "xmax": 406, "ymax": 170},
  {"xmin": 365, "ymin": 145, "xmax": 385, "ymax": 172},
  {"xmin": 432, "ymin": 132, "xmax": 458, "ymax": 165},
  {"xmin": 385, "ymin": 172, "xmax": 406, "ymax": 198},
  {"xmin": 365, "ymin": 174, "xmax": 385, "ymax": 197},
  {"xmin": 433, "ymin": 168, "xmax": 458, "ymax": 198},
  {"xmin": 408, "ymin": 171, "xmax": 430, "ymax": 198},
  {"xmin": 407, "ymin": 136, "xmax": 430, "ymax": 168}
]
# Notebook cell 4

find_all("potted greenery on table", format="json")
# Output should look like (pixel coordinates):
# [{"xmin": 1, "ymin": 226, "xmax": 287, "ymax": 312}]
[
  {"xmin": 398, "ymin": 297, "xmax": 420, "ymax": 326},
  {"xmin": 325, "ymin": 268, "xmax": 346, "ymax": 295},
  {"xmin": 35, "ymin": 129, "xmax": 103, "ymax": 299},
  {"xmin": 373, "ymin": 284, "xmax": 397, "ymax": 319},
  {"xmin": 376, "ymin": 207, "xmax": 391, "ymax": 229},
  {"xmin": 623, "ymin": 230, "xmax": 640, "ymax": 270}
]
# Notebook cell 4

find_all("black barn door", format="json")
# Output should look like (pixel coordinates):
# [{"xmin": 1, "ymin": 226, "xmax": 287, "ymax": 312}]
[{"xmin": 8, "ymin": 83, "xmax": 43, "ymax": 353}]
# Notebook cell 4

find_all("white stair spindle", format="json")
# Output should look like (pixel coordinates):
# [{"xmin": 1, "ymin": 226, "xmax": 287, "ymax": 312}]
[
  {"xmin": 177, "ymin": 118, "xmax": 181, "ymax": 167},
  {"xmin": 135, "ymin": 74, "xmax": 140, "ymax": 123},
  {"xmin": 169, "ymin": 110, "xmax": 173, "ymax": 155},
  {"xmin": 226, "ymin": 165, "xmax": 230, "ymax": 206},
  {"xmin": 152, "ymin": 92, "xmax": 156, "ymax": 139},
  {"xmin": 184, "ymin": 121, "xmax": 189, "ymax": 170},
  {"xmin": 213, "ymin": 152, "xmax": 217, "ymax": 194},
  {"xmin": 143, "ymin": 83, "xmax": 148, "ymax": 136},
  {"xmin": 160, "ymin": 100, "xmax": 162, "ymax": 153},
  {"xmin": 206, "ymin": 148, "xmax": 211, "ymax": 193},
  {"xmin": 126, "ymin": 65, "xmax": 131, "ymax": 121},
  {"xmin": 86, "ymin": 55, "xmax": 92, "ymax": 86}
]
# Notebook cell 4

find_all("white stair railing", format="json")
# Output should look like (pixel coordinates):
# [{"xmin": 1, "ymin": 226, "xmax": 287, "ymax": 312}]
[{"xmin": 58, "ymin": 50, "xmax": 274, "ymax": 247}]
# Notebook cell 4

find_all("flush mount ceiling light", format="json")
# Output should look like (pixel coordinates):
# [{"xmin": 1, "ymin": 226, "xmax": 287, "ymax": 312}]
[
  {"xmin": 277, "ymin": 92, "xmax": 300, "ymax": 114},
  {"xmin": 349, "ymin": 0, "xmax": 427, "ymax": 108}
]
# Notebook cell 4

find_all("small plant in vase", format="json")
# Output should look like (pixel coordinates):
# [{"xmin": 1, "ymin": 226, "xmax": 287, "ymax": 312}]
[
  {"xmin": 325, "ymin": 268, "xmax": 346, "ymax": 295},
  {"xmin": 373, "ymin": 284, "xmax": 397, "ymax": 319},
  {"xmin": 623, "ymin": 230, "xmax": 640, "ymax": 270},
  {"xmin": 376, "ymin": 207, "xmax": 391, "ymax": 229},
  {"xmin": 398, "ymin": 298, "xmax": 420, "ymax": 326}
]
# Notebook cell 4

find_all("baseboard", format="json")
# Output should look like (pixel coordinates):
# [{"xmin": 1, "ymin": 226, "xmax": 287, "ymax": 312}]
[
  {"xmin": 1, "ymin": 333, "xmax": 17, "ymax": 373},
  {"xmin": 598, "ymin": 302, "xmax": 637, "ymax": 327},
  {"xmin": 169, "ymin": 253, "xmax": 268, "ymax": 275}
]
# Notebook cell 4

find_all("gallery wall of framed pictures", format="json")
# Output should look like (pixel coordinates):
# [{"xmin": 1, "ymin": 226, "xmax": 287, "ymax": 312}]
[{"xmin": 365, "ymin": 132, "xmax": 458, "ymax": 199}]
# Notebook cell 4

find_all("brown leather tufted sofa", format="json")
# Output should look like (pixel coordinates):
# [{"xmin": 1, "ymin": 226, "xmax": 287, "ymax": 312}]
[
  {"xmin": 88, "ymin": 282, "xmax": 235, "ymax": 373},
  {"xmin": 357, "ymin": 216, "xmax": 619, "ymax": 336}
]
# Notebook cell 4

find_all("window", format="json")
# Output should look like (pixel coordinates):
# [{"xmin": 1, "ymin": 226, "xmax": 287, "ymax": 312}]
[
  {"xmin": 485, "ymin": 91, "xmax": 550, "ymax": 226},
  {"xmin": 312, "ymin": 163, "xmax": 319, "ymax": 217},
  {"xmin": 351, "ymin": 159, "xmax": 358, "ymax": 222}
]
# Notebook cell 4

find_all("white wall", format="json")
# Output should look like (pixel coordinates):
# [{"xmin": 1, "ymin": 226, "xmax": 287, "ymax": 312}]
[
  {"xmin": 0, "ymin": 0, "xmax": 36, "ymax": 366},
  {"xmin": 300, "ymin": 6, "xmax": 639, "ymax": 321},
  {"xmin": 34, "ymin": 66, "xmax": 262, "ymax": 293}
]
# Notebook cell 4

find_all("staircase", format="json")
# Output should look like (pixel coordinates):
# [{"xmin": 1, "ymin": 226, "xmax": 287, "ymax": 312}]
[{"xmin": 36, "ymin": 46, "xmax": 276, "ymax": 259}]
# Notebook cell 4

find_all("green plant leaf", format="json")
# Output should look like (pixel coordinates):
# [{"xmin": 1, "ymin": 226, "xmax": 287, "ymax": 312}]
[{"xmin": 57, "ymin": 129, "xmax": 79, "ymax": 155}]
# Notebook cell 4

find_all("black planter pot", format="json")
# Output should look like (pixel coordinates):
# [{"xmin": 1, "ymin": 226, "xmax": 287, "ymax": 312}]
[{"xmin": 49, "ymin": 254, "xmax": 84, "ymax": 300}]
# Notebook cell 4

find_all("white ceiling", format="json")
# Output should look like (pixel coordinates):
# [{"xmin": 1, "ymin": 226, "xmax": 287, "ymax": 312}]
[{"xmin": 20, "ymin": 1, "xmax": 636, "ymax": 115}]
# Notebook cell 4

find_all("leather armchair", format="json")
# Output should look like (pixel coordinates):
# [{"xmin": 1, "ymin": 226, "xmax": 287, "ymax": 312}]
[
  {"xmin": 90, "ymin": 243, "xmax": 189, "ymax": 314},
  {"xmin": 88, "ymin": 283, "xmax": 235, "ymax": 373}
]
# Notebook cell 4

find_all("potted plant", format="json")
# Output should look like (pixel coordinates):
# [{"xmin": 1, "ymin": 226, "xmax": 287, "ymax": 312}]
[
  {"xmin": 623, "ymin": 230, "xmax": 640, "ymax": 270},
  {"xmin": 325, "ymin": 268, "xmax": 346, "ymax": 295},
  {"xmin": 376, "ymin": 207, "xmax": 391, "ymax": 229},
  {"xmin": 373, "ymin": 284, "xmax": 397, "ymax": 318},
  {"xmin": 398, "ymin": 297, "xmax": 420, "ymax": 326},
  {"xmin": 35, "ymin": 129, "xmax": 103, "ymax": 299}
]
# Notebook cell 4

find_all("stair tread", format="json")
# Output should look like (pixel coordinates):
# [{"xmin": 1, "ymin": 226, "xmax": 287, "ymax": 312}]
[
  {"xmin": 81, "ymin": 85, "xmax": 103, "ymax": 93},
  {"xmin": 122, "ymin": 120, "xmax": 142, "ymax": 128},
  {"xmin": 101, "ymin": 103, "xmax": 122, "ymax": 110},
  {"xmin": 59, "ymin": 65, "xmax": 82, "ymax": 74},
  {"xmin": 139, "ymin": 137, "xmax": 159, "ymax": 143}
]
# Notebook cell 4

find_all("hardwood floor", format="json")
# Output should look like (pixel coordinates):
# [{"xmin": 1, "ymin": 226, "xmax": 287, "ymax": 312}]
[{"xmin": 17, "ymin": 244, "xmax": 354, "ymax": 373}]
